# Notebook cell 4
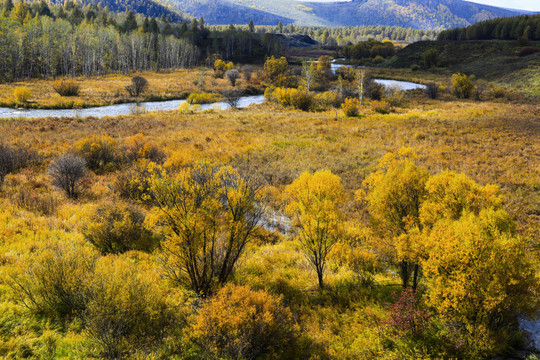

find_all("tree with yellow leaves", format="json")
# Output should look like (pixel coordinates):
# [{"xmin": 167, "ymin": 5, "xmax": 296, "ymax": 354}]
[
  {"xmin": 420, "ymin": 209, "xmax": 538, "ymax": 357},
  {"xmin": 146, "ymin": 163, "xmax": 263, "ymax": 296},
  {"xmin": 358, "ymin": 148, "xmax": 429, "ymax": 289},
  {"xmin": 285, "ymin": 170, "xmax": 345, "ymax": 289}
]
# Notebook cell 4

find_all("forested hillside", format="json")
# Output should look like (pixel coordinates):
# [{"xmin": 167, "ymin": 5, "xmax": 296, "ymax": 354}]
[
  {"xmin": 170, "ymin": 0, "xmax": 526, "ymax": 29},
  {"xmin": 438, "ymin": 14, "xmax": 540, "ymax": 40}
]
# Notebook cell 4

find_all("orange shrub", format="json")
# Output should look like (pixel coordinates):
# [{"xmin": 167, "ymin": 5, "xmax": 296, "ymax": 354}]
[{"xmin": 191, "ymin": 284, "xmax": 298, "ymax": 359}]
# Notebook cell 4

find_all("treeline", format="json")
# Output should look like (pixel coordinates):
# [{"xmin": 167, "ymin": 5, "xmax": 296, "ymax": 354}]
[
  {"xmin": 212, "ymin": 24, "xmax": 439, "ymax": 45},
  {"xmin": 0, "ymin": 0, "xmax": 285, "ymax": 81},
  {"xmin": 438, "ymin": 14, "xmax": 540, "ymax": 41}
]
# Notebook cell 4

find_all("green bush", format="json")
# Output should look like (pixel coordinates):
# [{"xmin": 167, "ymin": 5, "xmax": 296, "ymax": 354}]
[
  {"xmin": 83, "ymin": 202, "xmax": 159, "ymax": 255},
  {"xmin": 11, "ymin": 243, "xmax": 97, "ymax": 323},
  {"xmin": 84, "ymin": 257, "xmax": 176, "ymax": 359}
]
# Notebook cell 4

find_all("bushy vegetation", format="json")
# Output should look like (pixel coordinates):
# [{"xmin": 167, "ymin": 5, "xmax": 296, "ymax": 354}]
[
  {"xmin": 190, "ymin": 285, "xmax": 298, "ymax": 359},
  {"xmin": 0, "ymin": 56, "xmax": 538, "ymax": 360},
  {"xmin": 13, "ymin": 86, "xmax": 31, "ymax": 102},
  {"xmin": 452, "ymin": 73, "xmax": 475, "ymax": 99},
  {"xmin": 341, "ymin": 97, "xmax": 361, "ymax": 117},
  {"xmin": 187, "ymin": 92, "xmax": 222, "ymax": 104},
  {"xmin": 52, "ymin": 79, "xmax": 80, "ymax": 96},
  {"xmin": 438, "ymin": 14, "xmax": 540, "ymax": 41}
]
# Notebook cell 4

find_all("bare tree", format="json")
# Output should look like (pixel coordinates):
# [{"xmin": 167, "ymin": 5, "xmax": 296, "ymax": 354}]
[
  {"xmin": 242, "ymin": 65, "xmax": 253, "ymax": 82},
  {"xmin": 225, "ymin": 69, "xmax": 241, "ymax": 87},
  {"xmin": 48, "ymin": 153, "xmax": 87, "ymax": 198},
  {"xmin": 125, "ymin": 76, "xmax": 148, "ymax": 96},
  {"xmin": 222, "ymin": 89, "xmax": 243, "ymax": 108}
]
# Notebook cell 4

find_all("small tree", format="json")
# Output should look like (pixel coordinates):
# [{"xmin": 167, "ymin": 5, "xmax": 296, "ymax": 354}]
[
  {"xmin": 301, "ymin": 61, "xmax": 316, "ymax": 91},
  {"xmin": 147, "ymin": 163, "xmax": 263, "ymax": 296},
  {"xmin": 285, "ymin": 170, "xmax": 345, "ymax": 289},
  {"xmin": 225, "ymin": 69, "xmax": 241, "ymax": 87},
  {"xmin": 125, "ymin": 76, "xmax": 148, "ymax": 97},
  {"xmin": 425, "ymin": 82, "xmax": 439, "ymax": 99},
  {"xmin": 48, "ymin": 153, "xmax": 87, "ymax": 198},
  {"xmin": 222, "ymin": 89, "xmax": 243, "ymax": 108},
  {"xmin": 422, "ymin": 48, "xmax": 439, "ymax": 68},
  {"xmin": 264, "ymin": 56, "xmax": 288, "ymax": 84}
]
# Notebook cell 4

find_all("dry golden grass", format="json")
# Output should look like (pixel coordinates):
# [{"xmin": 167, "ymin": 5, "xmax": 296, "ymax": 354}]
[{"xmin": 1, "ymin": 97, "xmax": 538, "ymax": 239}]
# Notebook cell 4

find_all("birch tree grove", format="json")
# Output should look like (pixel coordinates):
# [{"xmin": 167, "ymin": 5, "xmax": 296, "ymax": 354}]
[{"xmin": 0, "ymin": 16, "xmax": 199, "ymax": 80}]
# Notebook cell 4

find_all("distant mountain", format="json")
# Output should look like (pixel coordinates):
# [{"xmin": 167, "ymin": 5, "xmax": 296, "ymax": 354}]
[
  {"xmin": 169, "ymin": 0, "xmax": 292, "ymax": 25},
  {"xmin": 168, "ymin": 0, "xmax": 527, "ymax": 29}
]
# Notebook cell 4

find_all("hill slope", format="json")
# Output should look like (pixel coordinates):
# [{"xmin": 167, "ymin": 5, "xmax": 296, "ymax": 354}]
[{"xmin": 169, "ymin": 0, "xmax": 526, "ymax": 29}]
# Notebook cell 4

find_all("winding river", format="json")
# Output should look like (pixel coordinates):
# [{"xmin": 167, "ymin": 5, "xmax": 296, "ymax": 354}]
[{"xmin": 0, "ymin": 78, "xmax": 428, "ymax": 120}]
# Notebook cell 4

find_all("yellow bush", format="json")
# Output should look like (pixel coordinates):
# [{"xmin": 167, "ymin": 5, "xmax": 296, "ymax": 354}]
[
  {"xmin": 187, "ymin": 92, "xmax": 221, "ymax": 104},
  {"xmin": 264, "ymin": 56, "xmax": 289, "ymax": 83},
  {"xmin": 124, "ymin": 133, "xmax": 165, "ymax": 164},
  {"xmin": 191, "ymin": 284, "xmax": 297, "ymax": 359},
  {"xmin": 272, "ymin": 86, "xmax": 313, "ymax": 111},
  {"xmin": 14, "ymin": 87, "xmax": 31, "ymax": 103},
  {"xmin": 452, "ymin": 73, "xmax": 475, "ymax": 99},
  {"xmin": 314, "ymin": 91, "xmax": 343, "ymax": 110},
  {"xmin": 341, "ymin": 97, "xmax": 361, "ymax": 117},
  {"xmin": 214, "ymin": 59, "xmax": 234, "ymax": 78},
  {"xmin": 73, "ymin": 135, "xmax": 120, "ymax": 174}
]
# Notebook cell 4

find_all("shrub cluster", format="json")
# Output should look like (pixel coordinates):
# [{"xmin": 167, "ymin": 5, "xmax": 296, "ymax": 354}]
[
  {"xmin": 341, "ymin": 97, "xmax": 361, "ymax": 117},
  {"xmin": 214, "ymin": 59, "xmax": 234, "ymax": 78},
  {"xmin": 52, "ymin": 79, "xmax": 80, "ymax": 96},
  {"xmin": 187, "ymin": 92, "xmax": 221, "ymax": 104},
  {"xmin": 0, "ymin": 143, "xmax": 35, "ymax": 184},
  {"xmin": 83, "ymin": 201, "xmax": 159, "ymax": 255},
  {"xmin": 191, "ymin": 285, "xmax": 298, "ymax": 359},
  {"xmin": 14, "ymin": 86, "xmax": 31, "ymax": 103}
]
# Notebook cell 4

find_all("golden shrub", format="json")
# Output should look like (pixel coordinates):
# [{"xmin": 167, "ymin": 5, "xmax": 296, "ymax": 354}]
[
  {"xmin": 341, "ymin": 97, "xmax": 361, "ymax": 117},
  {"xmin": 191, "ymin": 284, "xmax": 297, "ymax": 359},
  {"xmin": 14, "ymin": 87, "xmax": 31, "ymax": 103}
]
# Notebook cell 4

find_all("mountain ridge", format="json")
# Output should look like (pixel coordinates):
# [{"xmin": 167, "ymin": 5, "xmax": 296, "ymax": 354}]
[{"xmin": 167, "ymin": 0, "xmax": 526, "ymax": 29}]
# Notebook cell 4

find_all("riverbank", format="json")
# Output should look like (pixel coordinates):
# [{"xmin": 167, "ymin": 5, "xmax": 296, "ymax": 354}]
[{"xmin": 0, "ymin": 69, "xmax": 266, "ymax": 110}]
